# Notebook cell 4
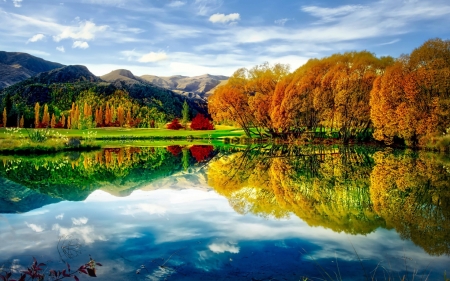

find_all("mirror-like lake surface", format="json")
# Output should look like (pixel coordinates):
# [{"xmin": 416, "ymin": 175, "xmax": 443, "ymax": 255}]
[{"xmin": 1, "ymin": 145, "xmax": 449, "ymax": 280}]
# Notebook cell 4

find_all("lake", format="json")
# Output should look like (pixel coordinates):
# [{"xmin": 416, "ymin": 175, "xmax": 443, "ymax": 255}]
[{"xmin": 0, "ymin": 145, "xmax": 449, "ymax": 280}]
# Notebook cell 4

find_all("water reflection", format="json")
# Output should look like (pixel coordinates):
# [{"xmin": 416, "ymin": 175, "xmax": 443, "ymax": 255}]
[
  {"xmin": 208, "ymin": 146, "xmax": 450, "ymax": 256},
  {"xmin": 0, "ymin": 145, "xmax": 449, "ymax": 280}
]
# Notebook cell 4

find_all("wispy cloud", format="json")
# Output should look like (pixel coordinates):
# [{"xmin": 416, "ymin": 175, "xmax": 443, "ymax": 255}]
[
  {"xmin": 194, "ymin": 0, "xmax": 222, "ymax": 16},
  {"xmin": 72, "ymin": 217, "xmax": 89, "ymax": 225},
  {"xmin": 53, "ymin": 20, "xmax": 108, "ymax": 42},
  {"xmin": 209, "ymin": 13, "xmax": 240, "ymax": 24},
  {"xmin": 208, "ymin": 242, "xmax": 240, "ymax": 254},
  {"xmin": 12, "ymin": 0, "xmax": 22, "ymax": 7},
  {"xmin": 72, "ymin": 41, "xmax": 89, "ymax": 49},
  {"xmin": 56, "ymin": 46, "xmax": 65, "ymax": 52},
  {"xmin": 167, "ymin": 1, "xmax": 185, "ymax": 8},
  {"xmin": 301, "ymin": 5, "xmax": 363, "ymax": 23},
  {"xmin": 274, "ymin": 18, "xmax": 290, "ymax": 26},
  {"xmin": 25, "ymin": 222, "xmax": 44, "ymax": 232},
  {"xmin": 26, "ymin": 33, "xmax": 45, "ymax": 43}
]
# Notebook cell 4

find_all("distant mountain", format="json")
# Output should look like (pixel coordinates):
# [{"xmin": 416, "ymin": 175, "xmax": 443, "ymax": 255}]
[
  {"xmin": 101, "ymin": 69, "xmax": 208, "ymax": 115},
  {"xmin": 0, "ymin": 51, "xmax": 64, "ymax": 90},
  {"xmin": 1, "ymin": 66, "xmax": 207, "ymax": 124},
  {"xmin": 140, "ymin": 74, "xmax": 228, "ymax": 99},
  {"xmin": 33, "ymin": 65, "xmax": 102, "ymax": 84}
]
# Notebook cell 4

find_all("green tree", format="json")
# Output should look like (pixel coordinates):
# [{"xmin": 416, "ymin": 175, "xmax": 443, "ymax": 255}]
[{"xmin": 182, "ymin": 100, "xmax": 189, "ymax": 129}]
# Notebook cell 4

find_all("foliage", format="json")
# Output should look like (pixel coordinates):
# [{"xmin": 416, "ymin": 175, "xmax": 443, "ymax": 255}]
[
  {"xmin": 189, "ymin": 145, "xmax": 214, "ymax": 162},
  {"xmin": 370, "ymin": 39, "xmax": 450, "ymax": 146},
  {"xmin": 0, "ymin": 256, "xmax": 101, "ymax": 281},
  {"xmin": 182, "ymin": 100, "xmax": 189, "ymax": 128},
  {"xmin": 190, "ymin": 113, "xmax": 215, "ymax": 130},
  {"xmin": 25, "ymin": 128, "xmax": 50, "ymax": 143},
  {"xmin": 167, "ymin": 118, "xmax": 183, "ymax": 130}
]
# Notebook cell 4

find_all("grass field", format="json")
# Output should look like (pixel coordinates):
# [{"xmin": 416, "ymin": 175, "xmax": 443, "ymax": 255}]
[{"xmin": 0, "ymin": 125, "xmax": 246, "ymax": 140}]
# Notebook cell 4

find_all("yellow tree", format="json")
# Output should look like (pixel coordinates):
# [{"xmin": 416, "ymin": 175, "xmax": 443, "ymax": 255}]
[
  {"xmin": 34, "ymin": 102, "xmax": 40, "ymax": 128},
  {"xmin": 19, "ymin": 115, "xmax": 24, "ymax": 128},
  {"xmin": 50, "ymin": 113, "xmax": 56, "ymax": 128},
  {"xmin": 2, "ymin": 108, "xmax": 6, "ymax": 128},
  {"xmin": 42, "ymin": 104, "xmax": 50, "ymax": 126}
]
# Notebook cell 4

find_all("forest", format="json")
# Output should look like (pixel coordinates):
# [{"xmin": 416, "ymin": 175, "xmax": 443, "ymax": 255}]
[{"xmin": 209, "ymin": 38, "xmax": 450, "ymax": 148}]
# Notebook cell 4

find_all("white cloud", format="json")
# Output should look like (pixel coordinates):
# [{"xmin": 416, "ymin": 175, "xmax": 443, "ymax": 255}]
[
  {"xmin": 121, "ymin": 204, "xmax": 166, "ymax": 216},
  {"xmin": 53, "ymin": 20, "xmax": 108, "ymax": 42},
  {"xmin": 26, "ymin": 33, "xmax": 45, "ymax": 43},
  {"xmin": 301, "ymin": 5, "xmax": 364, "ymax": 23},
  {"xmin": 72, "ymin": 217, "xmax": 89, "ymax": 225},
  {"xmin": 55, "ymin": 213, "xmax": 64, "ymax": 220},
  {"xmin": 138, "ymin": 51, "xmax": 168, "ymax": 63},
  {"xmin": 52, "ymin": 224, "xmax": 106, "ymax": 244},
  {"xmin": 209, "ymin": 13, "xmax": 240, "ymax": 24},
  {"xmin": 12, "ymin": 0, "xmax": 22, "ymax": 7},
  {"xmin": 208, "ymin": 242, "xmax": 240, "ymax": 254},
  {"xmin": 167, "ymin": 1, "xmax": 185, "ymax": 8},
  {"xmin": 274, "ymin": 18, "xmax": 290, "ymax": 26},
  {"xmin": 72, "ymin": 41, "xmax": 89, "ymax": 49},
  {"xmin": 25, "ymin": 222, "xmax": 44, "ymax": 233},
  {"xmin": 56, "ymin": 46, "xmax": 65, "ymax": 52}
]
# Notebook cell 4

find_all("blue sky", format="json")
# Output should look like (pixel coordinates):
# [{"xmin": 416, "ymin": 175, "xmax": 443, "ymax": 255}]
[{"xmin": 1, "ymin": 0, "xmax": 450, "ymax": 77}]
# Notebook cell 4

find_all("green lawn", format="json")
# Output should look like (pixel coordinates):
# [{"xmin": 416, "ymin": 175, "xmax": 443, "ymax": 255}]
[{"xmin": 0, "ymin": 125, "xmax": 245, "ymax": 140}]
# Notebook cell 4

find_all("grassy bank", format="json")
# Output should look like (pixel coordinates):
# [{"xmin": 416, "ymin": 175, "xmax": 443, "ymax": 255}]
[
  {"xmin": 0, "ymin": 126, "xmax": 245, "ymax": 140},
  {"xmin": 0, "ymin": 138, "xmax": 101, "ymax": 154},
  {"xmin": 0, "ymin": 126, "xmax": 244, "ymax": 154}
]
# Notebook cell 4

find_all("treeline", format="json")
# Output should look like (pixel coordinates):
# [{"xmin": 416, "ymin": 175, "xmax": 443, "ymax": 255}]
[
  {"xmin": 21, "ymin": 89, "xmax": 167, "ymax": 129},
  {"xmin": 209, "ymin": 38, "xmax": 450, "ymax": 147}
]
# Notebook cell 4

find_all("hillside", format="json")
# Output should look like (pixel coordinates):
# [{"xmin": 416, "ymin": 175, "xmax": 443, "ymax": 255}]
[
  {"xmin": 140, "ymin": 73, "xmax": 228, "ymax": 99},
  {"xmin": 0, "ymin": 51, "xmax": 64, "ymax": 90},
  {"xmin": 0, "ymin": 65, "xmax": 207, "ymax": 127}
]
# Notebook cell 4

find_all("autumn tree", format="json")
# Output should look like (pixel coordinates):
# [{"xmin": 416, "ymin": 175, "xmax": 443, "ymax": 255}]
[
  {"xmin": 2, "ymin": 108, "xmax": 6, "ymax": 128},
  {"xmin": 42, "ymin": 104, "xmax": 50, "ymax": 127},
  {"xmin": 370, "ymin": 38, "xmax": 450, "ymax": 146},
  {"xmin": 167, "ymin": 118, "xmax": 183, "ymax": 130},
  {"xmin": 190, "ymin": 113, "xmax": 214, "ymax": 130},
  {"xmin": 19, "ymin": 115, "xmax": 24, "ymax": 128},
  {"xmin": 34, "ymin": 102, "xmax": 40, "ymax": 128},
  {"xmin": 50, "ymin": 113, "xmax": 56, "ymax": 128}
]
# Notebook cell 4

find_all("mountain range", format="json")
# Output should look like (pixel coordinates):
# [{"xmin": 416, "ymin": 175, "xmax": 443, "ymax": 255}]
[
  {"xmin": 0, "ymin": 51, "xmax": 63, "ymax": 90},
  {"xmin": 0, "ymin": 51, "xmax": 227, "ymax": 99}
]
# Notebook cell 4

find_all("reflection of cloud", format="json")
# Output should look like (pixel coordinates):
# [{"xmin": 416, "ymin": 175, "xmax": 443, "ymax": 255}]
[
  {"xmin": 71, "ymin": 217, "xmax": 88, "ymax": 225},
  {"xmin": 208, "ymin": 242, "xmax": 239, "ymax": 254},
  {"xmin": 120, "ymin": 204, "xmax": 166, "ymax": 216},
  {"xmin": 52, "ymin": 224, "xmax": 106, "ymax": 244},
  {"xmin": 25, "ymin": 222, "xmax": 44, "ymax": 233},
  {"xmin": 55, "ymin": 213, "xmax": 64, "ymax": 220},
  {"xmin": 146, "ymin": 266, "xmax": 175, "ymax": 281}
]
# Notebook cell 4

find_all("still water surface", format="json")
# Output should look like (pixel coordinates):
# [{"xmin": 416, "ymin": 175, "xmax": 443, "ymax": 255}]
[{"xmin": 0, "ymin": 145, "xmax": 449, "ymax": 280}]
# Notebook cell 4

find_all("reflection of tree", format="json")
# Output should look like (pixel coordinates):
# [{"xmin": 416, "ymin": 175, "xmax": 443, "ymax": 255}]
[
  {"xmin": 0, "ymin": 147, "xmax": 183, "ymax": 201},
  {"xmin": 208, "ymin": 146, "xmax": 384, "ymax": 234},
  {"xmin": 370, "ymin": 150, "xmax": 450, "ymax": 255}
]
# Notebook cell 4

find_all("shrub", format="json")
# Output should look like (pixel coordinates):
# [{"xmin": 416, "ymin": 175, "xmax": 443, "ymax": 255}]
[
  {"xmin": 167, "ymin": 118, "xmax": 183, "ymax": 130},
  {"xmin": 190, "ymin": 114, "xmax": 214, "ymax": 130}
]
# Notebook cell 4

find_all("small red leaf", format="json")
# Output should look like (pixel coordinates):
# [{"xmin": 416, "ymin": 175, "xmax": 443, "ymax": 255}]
[
  {"xmin": 78, "ymin": 268, "xmax": 87, "ymax": 275},
  {"xmin": 73, "ymin": 276, "xmax": 79, "ymax": 281}
]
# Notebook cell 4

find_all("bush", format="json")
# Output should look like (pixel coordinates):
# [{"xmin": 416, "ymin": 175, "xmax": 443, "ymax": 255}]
[
  {"xmin": 190, "ymin": 114, "xmax": 214, "ymax": 130},
  {"xmin": 167, "ymin": 118, "xmax": 183, "ymax": 130}
]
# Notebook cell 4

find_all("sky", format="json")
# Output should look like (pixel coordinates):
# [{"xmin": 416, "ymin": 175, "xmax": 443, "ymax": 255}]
[{"xmin": 1, "ymin": 0, "xmax": 450, "ymax": 77}]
